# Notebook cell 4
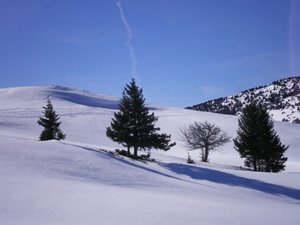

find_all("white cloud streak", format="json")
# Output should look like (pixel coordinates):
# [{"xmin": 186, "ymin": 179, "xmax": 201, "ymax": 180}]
[{"xmin": 116, "ymin": 1, "xmax": 137, "ymax": 79}]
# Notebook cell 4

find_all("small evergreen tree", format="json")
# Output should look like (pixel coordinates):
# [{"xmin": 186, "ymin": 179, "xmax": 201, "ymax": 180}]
[
  {"xmin": 37, "ymin": 98, "xmax": 65, "ymax": 141},
  {"xmin": 106, "ymin": 79, "xmax": 175, "ymax": 158},
  {"xmin": 234, "ymin": 103, "xmax": 288, "ymax": 172},
  {"xmin": 186, "ymin": 151, "xmax": 195, "ymax": 164}
]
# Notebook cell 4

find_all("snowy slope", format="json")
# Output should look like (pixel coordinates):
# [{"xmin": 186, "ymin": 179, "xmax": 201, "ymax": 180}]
[
  {"xmin": 0, "ymin": 86, "xmax": 300, "ymax": 225},
  {"xmin": 0, "ymin": 85, "xmax": 119, "ymax": 109}
]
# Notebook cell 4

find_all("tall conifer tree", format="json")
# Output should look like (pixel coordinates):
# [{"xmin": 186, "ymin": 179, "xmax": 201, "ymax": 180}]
[
  {"xmin": 106, "ymin": 79, "xmax": 175, "ymax": 158},
  {"xmin": 234, "ymin": 103, "xmax": 288, "ymax": 172},
  {"xmin": 37, "ymin": 99, "xmax": 65, "ymax": 141}
]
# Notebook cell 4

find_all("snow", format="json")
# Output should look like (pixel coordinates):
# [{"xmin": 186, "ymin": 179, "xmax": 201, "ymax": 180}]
[
  {"xmin": 0, "ymin": 86, "xmax": 119, "ymax": 109},
  {"xmin": 0, "ymin": 86, "xmax": 300, "ymax": 225}
]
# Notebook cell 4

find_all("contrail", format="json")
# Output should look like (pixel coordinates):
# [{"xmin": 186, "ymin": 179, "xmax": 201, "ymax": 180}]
[{"xmin": 116, "ymin": 1, "xmax": 137, "ymax": 79}]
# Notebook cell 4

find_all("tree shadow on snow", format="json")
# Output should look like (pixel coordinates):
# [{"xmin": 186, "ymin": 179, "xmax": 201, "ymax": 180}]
[
  {"xmin": 61, "ymin": 142, "xmax": 208, "ymax": 187},
  {"xmin": 59, "ymin": 142, "xmax": 300, "ymax": 202},
  {"xmin": 163, "ymin": 163, "xmax": 300, "ymax": 202}
]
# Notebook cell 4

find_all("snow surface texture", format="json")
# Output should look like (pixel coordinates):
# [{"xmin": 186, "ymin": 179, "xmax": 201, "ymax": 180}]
[{"xmin": 0, "ymin": 86, "xmax": 299, "ymax": 225}]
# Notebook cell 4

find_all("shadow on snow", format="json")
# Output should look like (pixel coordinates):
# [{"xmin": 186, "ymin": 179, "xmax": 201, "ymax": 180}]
[
  {"xmin": 62, "ymin": 142, "xmax": 300, "ymax": 202},
  {"xmin": 163, "ymin": 163, "xmax": 300, "ymax": 202}
]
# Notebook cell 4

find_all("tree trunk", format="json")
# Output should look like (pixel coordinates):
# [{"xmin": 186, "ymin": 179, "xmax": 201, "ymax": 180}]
[
  {"xmin": 134, "ymin": 146, "xmax": 138, "ymax": 158},
  {"xmin": 253, "ymin": 158, "xmax": 257, "ymax": 171},
  {"xmin": 127, "ymin": 146, "xmax": 130, "ymax": 156},
  {"xmin": 202, "ymin": 146, "xmax": 209, "ymax": 162}
]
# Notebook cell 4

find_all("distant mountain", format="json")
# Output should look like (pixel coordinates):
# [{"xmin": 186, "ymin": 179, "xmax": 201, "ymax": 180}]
[{"xmin": 187, "ymin": 76, "xmax": 300, "ymax": 123}]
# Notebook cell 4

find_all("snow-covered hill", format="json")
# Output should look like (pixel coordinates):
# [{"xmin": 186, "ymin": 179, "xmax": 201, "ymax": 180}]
[
  {"xmin": 0, "ymin": 85, "xmax": 119, "ymax": 109},
  {"xmin": 0, "ymin": 86, "xmax": 299, "ymax": 225},
  {"xmin": 187, "ymin": 76, "xmax": 300, "ymax": 123}
]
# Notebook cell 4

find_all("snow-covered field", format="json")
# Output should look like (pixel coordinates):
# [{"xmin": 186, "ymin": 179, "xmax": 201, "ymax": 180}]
[{"xmin": 0, "ymin": 86, "xmax": 299, "ymax": 225}]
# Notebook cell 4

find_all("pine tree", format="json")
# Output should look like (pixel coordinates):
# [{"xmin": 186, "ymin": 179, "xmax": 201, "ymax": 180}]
[
  {"xmin": 256, "ymin": 107, "xmax": 288, "ymax": 172},
  {"xmin": 37, "ymin": 98, "xmax": 66, "ymax": 141},
  {"xmin": 106, "ymin": 79, "xmax": 175, "ymax": 158},
  {"xmin": 234, "ymin": 103, "xmax": 288, "ymax": 172}
]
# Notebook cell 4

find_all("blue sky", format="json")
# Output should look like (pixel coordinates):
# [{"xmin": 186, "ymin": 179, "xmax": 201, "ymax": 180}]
[{"xmin": 0, "ymin": 0, "xmax": 299, "ymax": 107}]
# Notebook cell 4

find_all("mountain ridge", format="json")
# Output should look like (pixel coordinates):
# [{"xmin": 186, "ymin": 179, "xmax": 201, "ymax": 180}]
[{"xmin": 187, "ymin": 76, "xmax": 300, "ymax": 123}]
